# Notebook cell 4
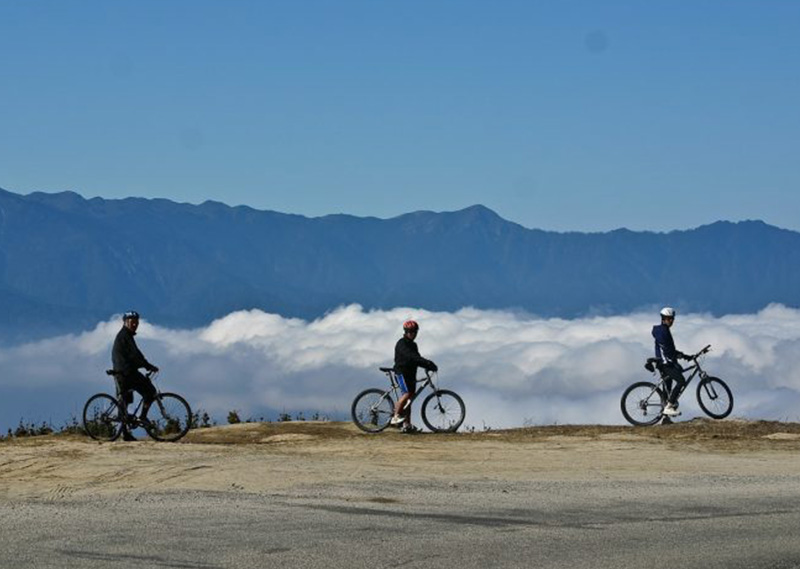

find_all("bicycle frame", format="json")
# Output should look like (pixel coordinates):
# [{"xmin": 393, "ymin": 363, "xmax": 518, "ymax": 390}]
[
  {"xmin": 113, "ymin": 371, "xmax": 163, "ymax": 424},
  {"xmin": 381, "ymin": 368, "xmax": 436, "ymax": 409},
  {"xmin": 653, "ymin": 355, "xmax": 710, "ymax": 401}
]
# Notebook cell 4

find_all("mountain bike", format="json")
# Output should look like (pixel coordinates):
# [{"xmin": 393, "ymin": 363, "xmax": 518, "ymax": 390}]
[
  {"xmin": 82, "ymin": 370, "xmax": 193, "ymax": 442},
  {"xmin": 620, "ymin": 344, "xmax": 733, "ymax": 426},
  {"xmin": 351, "ymin": 368, "xmax": 466, "ymax": 433}
]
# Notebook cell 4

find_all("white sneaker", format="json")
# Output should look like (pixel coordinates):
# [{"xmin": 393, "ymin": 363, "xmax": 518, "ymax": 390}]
[
  {"xmin": 390, "ymin": 415, "xmax": 404, "ymax": 427},
  {"xmin": 662, "ymin": 404, "xmax": 681, "ymax": 417}
]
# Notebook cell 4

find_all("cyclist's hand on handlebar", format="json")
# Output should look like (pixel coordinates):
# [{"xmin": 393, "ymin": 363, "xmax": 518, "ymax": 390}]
[
  {"xmin": 428, "ymin": 361, "xmax": 439, "ymax": 372},
  {"xmin": 146, "ymin": 364, "xmax": 159, "ymax": 373}
]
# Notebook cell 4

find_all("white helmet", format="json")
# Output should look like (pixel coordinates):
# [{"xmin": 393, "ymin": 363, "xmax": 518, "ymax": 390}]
[{"xmin": 660, "ymin": 307, "xmax": 676, "ymax": 318}]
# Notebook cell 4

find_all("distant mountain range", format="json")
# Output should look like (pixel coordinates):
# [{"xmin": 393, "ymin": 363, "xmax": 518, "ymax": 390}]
[{"xmin": 2, "ymin": 187, "xmax": 799, "ymax": 342}]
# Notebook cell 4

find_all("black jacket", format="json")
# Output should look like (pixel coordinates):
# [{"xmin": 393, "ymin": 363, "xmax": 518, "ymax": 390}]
[
  {"xmin": 394, "ymin": 336, "xmax": 434, "ymax": 381},
  {"xmin": 112, "ymin": 326, "xmax": 153, "ymax": 375}
]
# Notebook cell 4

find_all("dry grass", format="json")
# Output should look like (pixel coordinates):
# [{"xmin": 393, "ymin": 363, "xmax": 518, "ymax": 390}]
[
  {"xmin": 179, "ymin": 418, "xmax": 800, "ymax": 452},
  {"xmin": 182, "ymin": 421, "xmax": 360, "ymax": 445},
  {"xmin": 4, "ymin": 418, "xmax": 800, "ymax": 452},
  {"xmin": 480, "ymin": 418, "xmax": 800, "ymax": 451}
]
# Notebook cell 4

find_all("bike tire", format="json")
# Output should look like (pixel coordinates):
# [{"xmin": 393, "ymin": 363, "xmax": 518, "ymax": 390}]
[
  {"xmin": 696, "ymin": 377, "xmax": 733, "ymax": 419},
  {"xmin": 146, "ymin": 393, "xmax": 192, "ymax": 442},
  {"xmin": 620, "ymin": 382, "xmax": 666, "ymax": 426},
  {"xmin": 83, "ymin": 393, "xmax": 123, "ymax": 442},
  {"xmin": 421, "ymin": 389, "xmax": 465, "ymax": 433},
  {"xmin": 351, "ymin": 388, "xmax": 395, "ymax": 433}
]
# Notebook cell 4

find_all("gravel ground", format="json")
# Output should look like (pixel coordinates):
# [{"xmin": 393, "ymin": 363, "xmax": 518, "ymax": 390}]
[{"xmin": 2, "ymin": 421, "xmax": 800, "ymax": 568}]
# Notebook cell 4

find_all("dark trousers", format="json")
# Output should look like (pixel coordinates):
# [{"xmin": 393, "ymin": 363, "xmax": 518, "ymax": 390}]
[
  {"xmin": 116, "ymin": 371, "xmax": 157, "ymax": 413},
  {"xmin": 661, "ymin": 362, "xmax": 686, "ymax": 405},
  {"xmin": 116, "ymin": 371, "xmax": 157, "ymax": 439}
]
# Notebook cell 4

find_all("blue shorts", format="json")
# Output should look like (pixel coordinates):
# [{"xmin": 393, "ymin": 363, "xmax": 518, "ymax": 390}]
[{"xmin": 397, "ymin": 374, "xmax": 417, "ymax": 396}]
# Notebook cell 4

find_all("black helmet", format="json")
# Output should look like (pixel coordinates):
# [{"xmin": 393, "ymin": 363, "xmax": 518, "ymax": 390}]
[{"xmin": 123, "ymin": 310, "xmax": 140, "ymax": 321}]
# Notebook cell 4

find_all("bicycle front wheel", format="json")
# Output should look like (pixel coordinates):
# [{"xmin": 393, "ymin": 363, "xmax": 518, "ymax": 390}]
[
  {"xmin": 83, "ymin": 393, "xmax": 123, "ymax": 442},
  {"xmin": 351, "ymin": 388, "xmax": 395, "ymax": 433},
  {"xmin": 697, "ymin": 377, "xmax": 733, "ymax": 419},
  {"xmin": 146, "ymin": 393, "xmax": 192, "ymax": 442},
  {"xmin": 620, "ymin": 382, "xmax": 666, "ymax": 426},
  {"xmin": 421, "ymin": 390, "xmax": 465, "ymax": 433}
]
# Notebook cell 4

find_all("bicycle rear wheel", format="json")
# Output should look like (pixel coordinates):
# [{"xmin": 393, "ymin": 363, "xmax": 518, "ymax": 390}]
[
  {"xmin": 421, "ymin": 390, "xmax": 465, "ymax": 433},
  {"xmin": 696, "ymin": 377, "xmax": 733, "ymax": 419},
  {"xmin": 351, "ymin": 388, "xmax": 395, "ymax": 433},
  {"xmin": 83, "ymin": 393, "xmax": 123, "ymax": 442},
  {"xmin": 620, "ymin": 382, "xmax": 666, "ymax": 426},
  {"xmin": 146, "ymin": 393, "xmax": 192, "ymax": 442}
]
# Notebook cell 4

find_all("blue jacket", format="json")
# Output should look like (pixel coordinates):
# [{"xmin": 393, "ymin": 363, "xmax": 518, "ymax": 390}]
[{"xmin": 652, "ymin": 324, "xmax": 683, "ymax": 365}]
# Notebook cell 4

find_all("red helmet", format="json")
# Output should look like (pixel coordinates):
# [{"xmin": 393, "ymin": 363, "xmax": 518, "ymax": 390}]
[{"xmin": 403, "ymin": 319, "xmax": 419, "ymax": 332}]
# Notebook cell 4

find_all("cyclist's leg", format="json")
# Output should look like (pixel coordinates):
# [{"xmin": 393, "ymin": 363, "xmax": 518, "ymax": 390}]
[
  {"xmin": 394, "ymin": 374, "xmax": 412, "ymax": 423},
  {"xmin": 402, "ymin": 378, "xmax": 417, "ymax": 427},
  {"xmin": 660, "ymin": 374, "xmax": 673, "ymax": 403},
  {"xmin": 663, "ymin": 364, "xmax": 686, "ymax": 405},
  {"xmin": 125, "ymin": 371, "xmax": 157, "ymax": 420},
  {"xmin": 115, "ymin": 377, "xmax": 136, "ymax": 440}
]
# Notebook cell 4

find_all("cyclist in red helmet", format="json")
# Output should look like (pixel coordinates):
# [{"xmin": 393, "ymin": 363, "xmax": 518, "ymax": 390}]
[{"xmin": 391, "ymin": 319, "xmax": 438, "ymax": 433}]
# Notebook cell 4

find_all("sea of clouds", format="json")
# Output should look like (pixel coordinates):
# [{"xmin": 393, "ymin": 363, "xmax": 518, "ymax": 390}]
[{"xmin": 2, "ymin": 304, "xmax": 800, "ymax": 432}]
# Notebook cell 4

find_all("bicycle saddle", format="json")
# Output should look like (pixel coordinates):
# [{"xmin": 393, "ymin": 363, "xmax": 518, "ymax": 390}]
[
  {"xmin": 106, "ymin": 369, "xmax": 122, "ymax": 377},
  {"xmin": 379, "ymin": 367, "xmax": 394, "ymax": 373},
  {"xmin": 644, "ymin": 358, "xmax": 662, "ymax": 373}
]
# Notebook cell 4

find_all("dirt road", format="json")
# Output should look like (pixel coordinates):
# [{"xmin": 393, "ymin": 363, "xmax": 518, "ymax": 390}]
[{"xmin": 2, "ymin": 420, "xmax": 800, "ymax": 568}]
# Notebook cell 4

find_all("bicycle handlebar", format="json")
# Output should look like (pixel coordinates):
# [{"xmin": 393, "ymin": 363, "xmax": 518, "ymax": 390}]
[{"xmin": 689, "ymin": 345, "xmax": 712, "ymax": 360}]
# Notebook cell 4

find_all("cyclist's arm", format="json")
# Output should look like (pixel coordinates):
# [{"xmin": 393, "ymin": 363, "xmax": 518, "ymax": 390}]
[
  {"xmin": 396, "ymin": 341, "xmax": 436, "ymax": 370},
  {"xmin": 125, "ymin": 335, "xmax": 156, "ymax": 371}
]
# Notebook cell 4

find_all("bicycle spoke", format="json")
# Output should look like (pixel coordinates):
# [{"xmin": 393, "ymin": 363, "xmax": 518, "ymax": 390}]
[
  {"xmin": 147, "ymin": 393, "xmax": 192, "ymax": 442},
  {"xmin": 82, "ymin": 394, "xmax": 123, "ymax": 442},
  {"xmin": 620, "ymin": 382, "xmax": 665, "ymax": 426},
  {"xmin": 352, "ymin": 389, "xmax": 394, "ymax": 433},
  {"xmin": 697, "ymin": 377, "xmax": 733, "ymax": 419},
  {"xmin": 422, "ymin": 390, "xmax": 465, "ymax": 433}
]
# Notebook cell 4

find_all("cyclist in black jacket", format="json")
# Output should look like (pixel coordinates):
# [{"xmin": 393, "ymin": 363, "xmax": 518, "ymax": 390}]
[
  {"xmin": 112, "ymin": 311, "xmax": 159, "ymax": 440},
  {"xmin": 391, "ymin": 320, "xmax": 438, "ymax": 433}
]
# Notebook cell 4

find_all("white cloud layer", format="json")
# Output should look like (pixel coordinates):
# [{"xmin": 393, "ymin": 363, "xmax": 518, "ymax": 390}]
[{"xmin": 3, "ymin": 304, "xmax": 800, "ymax": 431}]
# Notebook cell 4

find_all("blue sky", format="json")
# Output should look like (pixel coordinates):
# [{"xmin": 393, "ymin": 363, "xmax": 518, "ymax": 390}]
[{"xmin": 1, "ymin": 1, "xmax": 798, "ymax": 232}]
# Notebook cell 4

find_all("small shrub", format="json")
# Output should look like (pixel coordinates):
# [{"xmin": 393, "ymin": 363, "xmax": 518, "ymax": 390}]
[
  {"xmin": 227, "ymin": 410, "xmax": 241, "ymax": 425},
  {"xmin": 60, "ymin": 416, "xmax": 83, "ymax": 435},
  {"xmin": 190, "ymin": 410, "xmax": 214, "ymax": 429}
]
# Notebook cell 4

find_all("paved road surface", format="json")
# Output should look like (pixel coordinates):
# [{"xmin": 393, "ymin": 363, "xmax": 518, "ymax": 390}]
[{"xmin": 3, "ymin": 474, "xmax": 800, "ymax": 569}]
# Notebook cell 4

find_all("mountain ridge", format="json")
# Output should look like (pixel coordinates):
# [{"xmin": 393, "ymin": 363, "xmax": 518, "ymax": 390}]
[{"xmin": 1, "ymin": 187, "xmax": 799, "ymax": 342}]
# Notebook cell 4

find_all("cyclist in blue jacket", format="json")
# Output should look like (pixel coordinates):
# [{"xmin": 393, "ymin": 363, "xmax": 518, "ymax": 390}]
[{"xmin": 652, "ymin": 307, "xmax": 691, "ymax": 416}]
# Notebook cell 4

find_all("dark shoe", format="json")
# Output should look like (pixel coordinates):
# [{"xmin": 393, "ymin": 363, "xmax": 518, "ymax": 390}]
[
  {"xmin": 137, "ymin": 417, "xmax": 154, "ymax": 430},
  {"xmin": 121, "ymin": 432, "xmax": 137, "ymax": 441},
  {"xmin": 401, "ymin": 424, "xmax": 420, "ymax": 434}
]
